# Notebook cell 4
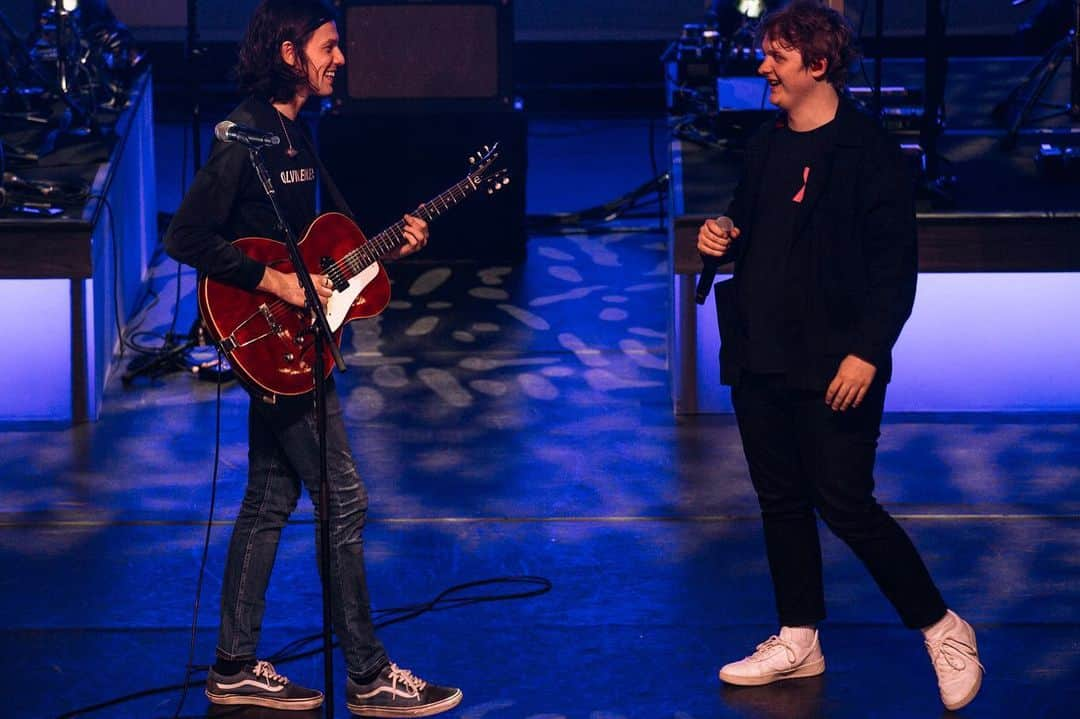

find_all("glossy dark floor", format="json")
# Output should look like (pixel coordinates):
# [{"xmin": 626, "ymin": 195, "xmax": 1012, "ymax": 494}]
[{"xmin": 2, "ymin": 109, "xmax": 1079, "ymax": 719}]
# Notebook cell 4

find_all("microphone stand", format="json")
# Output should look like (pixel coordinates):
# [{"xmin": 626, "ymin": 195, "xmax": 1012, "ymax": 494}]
[{"xmin": 248, "ymin": 144, "xmax": 346, "ymax": 719}]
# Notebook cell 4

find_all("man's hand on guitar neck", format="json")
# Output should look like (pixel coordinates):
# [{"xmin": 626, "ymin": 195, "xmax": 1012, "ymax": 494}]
[
  {"xmin": 257, "ymin": 266, "xmax": 334, "ymax": 310},
  {"xmin": 385, "ymin": 214, "xmax": 429, "ymax": 260}
]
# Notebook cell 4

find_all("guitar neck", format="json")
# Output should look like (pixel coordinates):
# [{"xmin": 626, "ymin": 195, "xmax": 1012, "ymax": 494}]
[{"xmin": 338, "ymin": 176, "xmax": 479, "ymax": 278}]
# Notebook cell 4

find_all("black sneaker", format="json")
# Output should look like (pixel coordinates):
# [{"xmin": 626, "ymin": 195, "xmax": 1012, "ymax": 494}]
[
  {"xmin": 345, "ymin": 662, "xmax": 462, "ymax": 717},
  {"xmin": 206, "ymin": 659, "xmax": 324, "ymax": 710}
]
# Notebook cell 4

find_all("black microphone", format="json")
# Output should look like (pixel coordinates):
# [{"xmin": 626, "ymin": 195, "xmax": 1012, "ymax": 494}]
[
  {"xmin": 213, "ymin": 120, "xmax": 281, "ymax": 149},
  {"xmin": 695, "ymin": 216, "xmax": 734, "ymax": 305}
]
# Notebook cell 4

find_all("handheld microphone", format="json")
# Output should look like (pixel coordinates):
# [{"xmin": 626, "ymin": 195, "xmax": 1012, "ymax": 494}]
[
  {"xmin": 695, "ymin": 216, "xmax": 734, "ymax": 305},
  {"xmin": 213, "ymin": 120, "xmax": 281, "ymax": 149}
]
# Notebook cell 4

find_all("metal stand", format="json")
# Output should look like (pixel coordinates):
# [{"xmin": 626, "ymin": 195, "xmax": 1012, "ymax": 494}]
[
  {"xmin": 49, "ymin": 0, "xmax": 97, "ymax": 134},
  {"xmin": 187, "ymin": 0, "xmax": 203, "ymax": 175},
  {"xmin": 177, "ymin": 0, "xmax": 227, "ymax": 378},
  {"xmin": 1, "ymin": 6, "xmax": 96, "ymax": 134},
  {"xmin": 248, "ymin": 145, "xmax": 346, "ymax": 719},
  {"xmin": 922, "ymin": 0, "xmax": 947, "ymax": 181},
  {"xmin": 873, "ymin": 0, "xmax": 884, "ymax": 116},
  {"xmin": 123, "ymin": 0, "xmax": 227, "ymax": 383},
  {"xmin": 996, "ymin": 0, "xmax": 1080, "ymax": 149}
]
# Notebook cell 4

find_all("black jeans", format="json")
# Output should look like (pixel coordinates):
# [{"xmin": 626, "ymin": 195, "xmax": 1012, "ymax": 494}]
[
  {"xmin": 731, "ymin": 372, "xmax": 947, "ymax": 630},
  {"xmin": 217, "ymin": 388, "xmax": 387, "ymax": 677}
]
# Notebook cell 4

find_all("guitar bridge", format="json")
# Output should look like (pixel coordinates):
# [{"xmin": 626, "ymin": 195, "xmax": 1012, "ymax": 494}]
[
  {"xmin": 218, "ymin": 304, "xmax": 283, "ymax": 354},
  {"xmin": 259, "ymin": 303, "xmax": 283, "ymax": 334}
]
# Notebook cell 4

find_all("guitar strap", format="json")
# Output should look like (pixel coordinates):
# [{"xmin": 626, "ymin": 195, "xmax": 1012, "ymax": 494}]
[{"xmin": 295, "ymin": 122, "xmax": 356, "ymax": 221}]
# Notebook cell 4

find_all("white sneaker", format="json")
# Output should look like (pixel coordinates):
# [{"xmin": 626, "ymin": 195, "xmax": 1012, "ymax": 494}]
[
  {"xmin": 925, "ymin": 610, "xmax": 984, "ymax": 710},
  {"xmin": 718, "ymin": 631, "xmax": 826, "ymax": 686}
]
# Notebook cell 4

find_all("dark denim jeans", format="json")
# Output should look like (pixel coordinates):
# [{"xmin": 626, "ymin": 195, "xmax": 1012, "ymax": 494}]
[
  {"xmin": 731, "ymin": 371, "xmax": 948, "ymax": 630},
  {"xmin": 217, "ymin": 387, "xmax": 387, "ymax": 677}
]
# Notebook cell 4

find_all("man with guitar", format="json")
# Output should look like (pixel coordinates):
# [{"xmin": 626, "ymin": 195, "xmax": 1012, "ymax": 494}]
[
  {"xmin": 697, "ymin": 1, "xmax": 982, "ymax": 711},
  {"xmin": 165, "ymin": 1, "xmax": 461, "ymax": 715}
]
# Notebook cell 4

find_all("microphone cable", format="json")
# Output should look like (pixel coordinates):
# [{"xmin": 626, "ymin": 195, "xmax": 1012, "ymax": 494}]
[
  {"xmin": 54, "ymin": 358, "xmax": 552, "ymax": 719},
  {"xmin": 170, "ymin": 349, "xmax": 225, "ymax": 719},
  {"xmin": 56, "ymin": 573, "xmax": 551, "ymax": 718}
]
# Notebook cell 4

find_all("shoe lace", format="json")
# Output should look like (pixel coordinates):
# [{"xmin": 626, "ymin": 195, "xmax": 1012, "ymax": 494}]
[
  {"xmin": 252, "ymin": 660, "xmax": 289, "ymax": 686},
  {"xmin": 750, "ymin": 635, "xmax": 797, "ymax": 663},
  {"xmin": 386, "ymin": 663, "xmax": 427, "ymax": 694},
  {"xmin": 925, "ymin": 637, "xmax": 985, "ymax": 674}
]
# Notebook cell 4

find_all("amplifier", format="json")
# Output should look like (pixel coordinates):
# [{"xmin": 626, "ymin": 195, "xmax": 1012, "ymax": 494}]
[{"xmin": 336, "ymin": 0, "xmax": 513, "ymax": 110}]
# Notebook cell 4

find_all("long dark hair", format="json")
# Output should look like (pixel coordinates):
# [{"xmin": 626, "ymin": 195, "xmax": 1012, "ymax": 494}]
[
  {"xmin": 236, "ymin": 0, "xmax": 337, "ymax": 103},
  {"xmin": 758, "ymin": 0, "xmax": 858, "ymax": 91}
]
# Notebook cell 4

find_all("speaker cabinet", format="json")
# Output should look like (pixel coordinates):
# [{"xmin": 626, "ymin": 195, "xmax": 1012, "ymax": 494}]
[
  {"xmin": 318, "ymin": 107, "xmax": 527, "ymax": 264},
  {"xmin": 338, "ymin": 0, "xmax": 513, "ymax": 108}
]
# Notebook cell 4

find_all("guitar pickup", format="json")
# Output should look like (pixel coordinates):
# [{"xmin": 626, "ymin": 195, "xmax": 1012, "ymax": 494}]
[{"xmin": 320, "ymin": 256, "xmax": 348, "ymax": 291}]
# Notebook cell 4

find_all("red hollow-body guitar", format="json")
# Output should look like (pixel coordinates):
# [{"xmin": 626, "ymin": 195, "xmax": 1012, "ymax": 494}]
[{"xmin": 198, "ymin": 145, "xmax": 507, "ymax": 396}]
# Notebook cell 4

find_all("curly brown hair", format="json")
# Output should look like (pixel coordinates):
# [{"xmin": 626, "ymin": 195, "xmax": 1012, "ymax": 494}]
[
  {"xmin": 236, "ymin": 0, "xmax": 337, "ymax": 103},
  {"xmin": 758, "ymin": 0, "xmax": 859, "ymax": 91}
]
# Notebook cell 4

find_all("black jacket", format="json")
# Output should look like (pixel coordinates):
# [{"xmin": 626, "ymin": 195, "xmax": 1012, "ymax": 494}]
[{"xmin": 713, "ymin": 98, "xmax": 918, "ymax": 390}]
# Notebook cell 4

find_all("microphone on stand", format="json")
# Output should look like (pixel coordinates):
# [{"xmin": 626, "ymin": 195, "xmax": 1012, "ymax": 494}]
[
  {"xmin": 695, "ymin": 215, "xmax": 734, "ymax": 305},
  {"xmin": 213, "ymin": 120, "xmax": 281, "ymax": 148}
]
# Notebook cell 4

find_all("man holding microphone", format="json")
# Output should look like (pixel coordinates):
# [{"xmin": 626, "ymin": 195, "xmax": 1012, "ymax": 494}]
[{"xmin": 698, "ymin": 1, "xmax": 983, "ymax": 711}]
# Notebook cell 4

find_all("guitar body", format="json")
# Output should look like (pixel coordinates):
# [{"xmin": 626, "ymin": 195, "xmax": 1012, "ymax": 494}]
[
  {"xmin": 197, "ymin": 143, "xmax": 509, "ymax": 396},
  {"xmin": 198, "ymin": 212, "xmax": 391, "ymax": 396}
]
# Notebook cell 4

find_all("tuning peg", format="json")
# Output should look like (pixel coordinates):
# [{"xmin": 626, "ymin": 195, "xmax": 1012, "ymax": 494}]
[{"xmin": 468, "ymin": 155, "xmax": 477, "ymax": 165}]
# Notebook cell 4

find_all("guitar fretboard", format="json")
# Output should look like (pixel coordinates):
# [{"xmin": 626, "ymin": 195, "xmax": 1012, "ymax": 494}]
[{"xmin": 330, "ymin": 175, "xmax": 479, "ymax": 283}]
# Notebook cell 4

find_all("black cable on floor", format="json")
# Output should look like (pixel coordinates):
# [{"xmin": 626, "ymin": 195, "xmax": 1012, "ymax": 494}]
[
  {"xmin": 84, "ymin": 194, "xmax": 125, "ymax": 359},
  {"xmin": 54, "ymin": 574, "xmax": 551, "ymax": 719},
  {"xmin": 171, "ymin": 349, "xmax": 224, "ymax": 719},
  {"xmin": 53, "ymin": 347, "xmax": 552, "ymax": 718},
  {"xmin": 86, "ymin": 195, "xmax": 189, "ymax": 364}
]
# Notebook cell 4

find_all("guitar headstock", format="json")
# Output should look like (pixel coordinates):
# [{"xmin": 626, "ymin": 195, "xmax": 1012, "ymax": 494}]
[{"xmin": 467, "ymin": 143, "xmax": 511, "ymax": 195}]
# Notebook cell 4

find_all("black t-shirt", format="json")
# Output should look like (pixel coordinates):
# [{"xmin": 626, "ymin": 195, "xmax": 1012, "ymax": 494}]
[
  {"xmin": 165, "ymin": 97, "xmax": 330, "ymax": 291},
  {"xmin": 741, "ymin": 119, "xmax": 836, "ymax": 373}
]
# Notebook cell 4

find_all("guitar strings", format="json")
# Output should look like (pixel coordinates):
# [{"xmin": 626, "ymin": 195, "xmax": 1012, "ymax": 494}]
[
  {"xmin": 255, "ymin": 215, "xmax": 421, "ymax": 322},
  {"xmin": 221, "ymin": 169, "xmax": 498, "ymax": 360},
  {"xmin": 247, "ymin": 177, "xmax": 480, "ymax": 335}
]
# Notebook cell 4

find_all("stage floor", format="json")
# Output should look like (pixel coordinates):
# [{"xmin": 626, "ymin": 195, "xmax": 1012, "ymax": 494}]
[{"xmin": 1, "ymin": 106, "xmax": 1078, "ymax": 718}]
